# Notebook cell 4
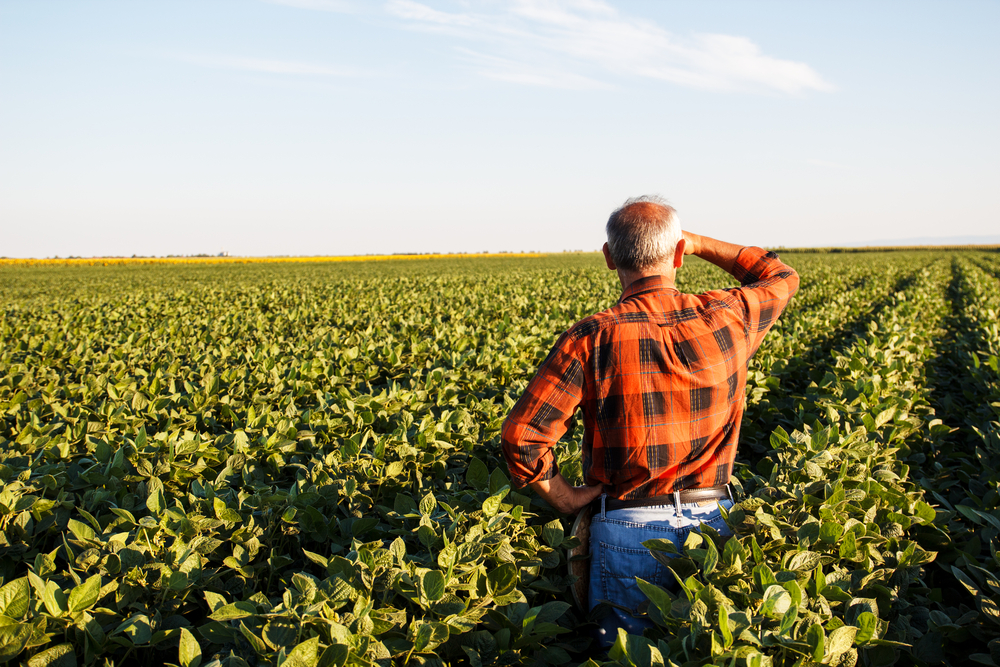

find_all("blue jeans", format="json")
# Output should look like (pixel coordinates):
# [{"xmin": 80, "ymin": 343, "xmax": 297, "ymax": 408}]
[{"xmin": 588, "ymin": 496, "xmax": 734, "ymax": 648}]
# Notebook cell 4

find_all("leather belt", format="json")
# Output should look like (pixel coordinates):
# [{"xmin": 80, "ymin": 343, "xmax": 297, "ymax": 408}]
[{"xmin": 594, "ymin": 485, "xmax": 730, "ymax": 512}]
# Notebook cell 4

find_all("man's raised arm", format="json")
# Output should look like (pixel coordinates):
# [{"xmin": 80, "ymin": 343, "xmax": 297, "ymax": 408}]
[
  {"xmin": 682, "ymin": 230, "xmax": 799, "ymax": 352},
  {"xmin": 681, "ymin": 231, "xmax": 744, "ymax": 275}
]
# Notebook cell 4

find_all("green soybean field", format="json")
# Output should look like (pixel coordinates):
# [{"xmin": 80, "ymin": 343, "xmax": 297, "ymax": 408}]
[{"xmin": 1, "ymin": 251, "xmax": 999, "ymax": 667}]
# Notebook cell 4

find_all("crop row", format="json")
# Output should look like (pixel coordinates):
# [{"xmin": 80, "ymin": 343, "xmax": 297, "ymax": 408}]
[
  {"xmin": 0, "ymin": 252, "xmax": 996, "ymax": 667},
  {"xmin": 910, "ymin": 257, "xmax": 1000, "ymax": 662},
  {"xmin": 0, "ymin": 256, "xmax": 680, "ymax": 667}
]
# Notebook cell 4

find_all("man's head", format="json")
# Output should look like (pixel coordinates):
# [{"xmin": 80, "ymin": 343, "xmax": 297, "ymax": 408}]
[{"xmin": 603, "ymin": 195, "xmax": 684, "ymax": 285}]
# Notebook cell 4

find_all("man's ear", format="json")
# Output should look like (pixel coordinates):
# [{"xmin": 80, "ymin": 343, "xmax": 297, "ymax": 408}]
[
  {"xmin": 602, "ymin": 242, "xmax": 617, "ymax": 270},
  {"xmin": 673, "ymin": 238, "xmax": 686, "ymax": 269}
]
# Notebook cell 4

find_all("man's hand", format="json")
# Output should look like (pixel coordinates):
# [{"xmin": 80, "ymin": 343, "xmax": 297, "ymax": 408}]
[
  {"xmin": 680, "ymin": 230, "xmax": 743, "ymax": 275},
  {"xmin": 682, "ymin": 230, "xmax": 700, "ymax": 255},
  {"xmin": 529, "ymin": 474, "xmax": 603, "ymax": 514}
]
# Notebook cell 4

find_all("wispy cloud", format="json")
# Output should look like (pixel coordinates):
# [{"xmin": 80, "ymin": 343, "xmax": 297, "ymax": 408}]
[
  {"xmin": 382, "ymin": 0, "xmax": 835, "ymax": 94},
  {"xmin": 174, "ymin": 54, "xmax": 363, "ymax": 77},
  {"xmin": 456, "ymin": 48, "xmax": 610, "ymax": 90}
]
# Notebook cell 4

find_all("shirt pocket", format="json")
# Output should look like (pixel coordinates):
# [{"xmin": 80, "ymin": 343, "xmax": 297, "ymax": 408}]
[{"xmin": 598, "ymin": 541, "xmax": 665, "ymax": 613}]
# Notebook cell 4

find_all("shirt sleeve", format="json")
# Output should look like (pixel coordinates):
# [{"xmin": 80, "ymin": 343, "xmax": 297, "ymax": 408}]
[
  {"xmin": 724, "ymin": 247, "xmax": 800, "ymax": 354},
  {"xmin": 501, "ymin": 330, "xmax": 586, "ymax": 488}
]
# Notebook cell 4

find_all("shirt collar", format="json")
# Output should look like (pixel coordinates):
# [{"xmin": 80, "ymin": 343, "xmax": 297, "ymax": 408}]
[{"xmin": 618, "ymin": 274, "xmax": 678, "ymax": 303}]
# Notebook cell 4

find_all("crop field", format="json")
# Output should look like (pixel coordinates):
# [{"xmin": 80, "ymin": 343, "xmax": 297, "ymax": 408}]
[{"xmin": 1, "ymin": 250, "xmax": 999, "ymax": 667}]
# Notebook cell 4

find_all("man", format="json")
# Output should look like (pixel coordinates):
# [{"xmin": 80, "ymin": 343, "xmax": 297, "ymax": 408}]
[{"xmin": 500, "ymin": 196, "xmax": 799, "ymax": 645}]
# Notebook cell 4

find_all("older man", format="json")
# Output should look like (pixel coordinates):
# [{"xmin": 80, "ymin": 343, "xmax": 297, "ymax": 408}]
[{"xmin": 501, "ymin": 195, "xmax": 799, "ymax": 644}]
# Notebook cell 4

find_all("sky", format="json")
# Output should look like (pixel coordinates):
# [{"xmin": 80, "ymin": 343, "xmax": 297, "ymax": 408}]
[{"xmin": 1, "ymin": 0, "xmax": 998, "ymax": 257}]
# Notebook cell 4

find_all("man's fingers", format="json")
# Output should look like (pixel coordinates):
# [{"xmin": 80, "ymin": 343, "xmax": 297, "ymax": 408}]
[{"xmin": 682, "ymin": 231, "xmax": 698, "ymax": 255}]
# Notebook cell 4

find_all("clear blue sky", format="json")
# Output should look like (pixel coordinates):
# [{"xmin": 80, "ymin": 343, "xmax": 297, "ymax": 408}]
[{"xmin": 2, "ymin": 0, "xmax": 997, "ymax": 257}]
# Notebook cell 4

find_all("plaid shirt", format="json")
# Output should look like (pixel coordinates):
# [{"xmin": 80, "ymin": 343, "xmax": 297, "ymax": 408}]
[{"xmin": 501, "ymin": 247, "xmax": 798, "ymax": 499}]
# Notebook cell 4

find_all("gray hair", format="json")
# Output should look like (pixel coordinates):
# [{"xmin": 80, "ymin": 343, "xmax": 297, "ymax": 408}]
[{"xmin": 605, "ymin": 195, "xmax": 681, "ymax": 273}]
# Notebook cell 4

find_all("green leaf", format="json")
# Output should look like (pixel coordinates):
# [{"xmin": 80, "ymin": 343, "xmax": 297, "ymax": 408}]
[
  {"xmin": 66, "ymin": 518, "xmax": 96, "ymax": 542},
  {"xmin": 178, "ymin": 627, "xmax": 202, "ymax": 667},
  {"xmin": 826, "ymin": 483, "xmax": 846, "ymax": 507},
  {"xmin": 761, "ymin": 585, "xmax": 791, "ymax": 618},
  {"xmin": 390, "ymin": 536, "xmax": 406, "ymax": 564},
  {"xmin": 262, "ymin": 620, "xmax": 298, "ymax": 651},
  {"xmin": 209, "ymin": 601, "xmax": 256, "ymax": 621},
  {"xmin": 637, "ymin": 578, "xmax": 674, "ymax": 617},
  {"xmin": 350, "ymin": 517, "xmax": 378, "ymax": 537},
  {"xmin": 42, "ymin": 580, "xmax": 68, "ymax": 617},
  {"xmin": 820, "ymin": 521, "xmax": 843, "ymax": 544},
  {"xmin": 702, "ymin": 536, "xmax": 719, "ymax": 576},
  {"xmin": 719, "ymin": 607, "xmax": 733, "ymax": 648},
  {"xmin": 855, "ymin": 611, "xmax": 878, "ymax": 643},
  {"xmin": 116, "ymin": 614, "xmax": 152, "ymax": 646},
  {"xmin": 751, "ymin": 534, "xmax": 764, "ymax": 563},
  {"xmin": 147, "ymin": 487, "xmax": 165, "ymax": 516},
  {"xmin": 482, "ymin": 493, "xmax": 504, "ymax": 518},
  {"xmin": 806, "ymin": 623, "xmax": 825, "ymax": 661},
  {"xmin": 0, "ymin": 578, "xmax": 30, "ymax": 619},
  {"xmin": 203, "ymin": 591, "xmax": 227, "ymax": 612},
  {"xmin": 489, "ymin": 468, "xmax": 510, "ymax": 495},
  {"xmin": 828, "ymin": 625, "xmax": 858, "ymax": 654},
  {"xmin": 26, "ymin": 643, "xmax": 75, "ymax": 667},
  {"xmin": 913, "ymin": 500, "xmax": 937, "ymax": 524},
  {"xmin": 783, "ymin": 579, "xmax": 804, "ymax": 607},
  {"xmin": 437, "ymin": 542, "xmax": 458, "ymax": 570},
  {"xmin": 642, "ymin": 538, "xmax": 679, "ymax": 555},
  {"xmin": 770, "ymin": 426, "xmax": 790, "ymax": 449},
  {"xmin": 413, "ymin": 623, "xmax": 433, "ymax": 652},
  {"xmin": 284, "ymin": 636, "xmax": 320, "ymax": 667},
  {"xmin": 778, "ymin": 604, "xmax": 798, "ymax": 635},
  {"xmin": 0, "ymin": 623, "xmax": 32, "ymax": 663},
  {"xmin": 466, "ymin": 458, "xmax": 489, "ymax": 491},
  {"xmin": 301, "ymin": 550, "xmax": 328, "ymax": 569},
  {"xmin": 487, "ymin": 563, "xmax": 517, "ymax": 596},
  {"xmin": 787, "ymin": 551, "xmax": 822, "ymax": 572},
  {"xmin": 534, "ymin": 601, "xmax": 571, "ymax": 624},
  {"xmin": 952, "ymin": 566, "xmax": 982, "ymax": 597},
  {"xmin": 462, "ymin": 647, "xmax": 483, "ymax": 667},
  {"xmin": 213, "ymin": 497, "xmax": 241, "ymax": 523},
  {"xmin": 67, "ymin": 574, "xmax": 101, "ymax": 613},
  {"xmin": 874, "ymin": 406, "xmax": 896, "ymax": 428},
  {"xmin": 975, "ymin": 509, "xmax": 1000, "ymax": 533},
  {"xmin": 753, "ymin": 563, "xmax": 777, "ymax": 590},
  {"xmin": 839, "ymin": 530, "xmax": 858, "ymax": 560},
  {"xmin": 541, "ymin": 519, "xmax": 564, "ymax": 548},
  {"xmin": 410, "ymin": 621, "xmax": 449, "ymax": 652},
  {"xmin": 238, "ymin": 623, "xmax": 267, "ymax": 654},
  {"xmin": 422, "ymin": 570, "xmax": 446, "ymax": 601},
  {"xmin": 608, "ymin": 628, "xmax": 629, "ymax": 663},
  {"xmin": 419, "ymin": 492, "xmax": 437, "ymax": 516},
  {"xmin": 394, "ymin": 494, "xmax": 418, "ymax": 515}
]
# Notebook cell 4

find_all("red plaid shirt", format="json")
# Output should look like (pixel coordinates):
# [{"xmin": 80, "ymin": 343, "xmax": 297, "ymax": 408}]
[{"xmin": 501, "ymin": 247, "xmax": 798, "ymax": 499}]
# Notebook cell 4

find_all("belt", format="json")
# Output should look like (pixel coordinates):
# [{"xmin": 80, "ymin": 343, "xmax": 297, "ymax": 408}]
[{"xmin": 592, "ymin": 485, "xmax": 730, "ymax": 512}]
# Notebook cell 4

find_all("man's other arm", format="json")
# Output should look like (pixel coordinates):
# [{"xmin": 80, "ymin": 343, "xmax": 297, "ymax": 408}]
[
  {"xmin": 683, "ymin": 231, "xmax": 800, "ymax": 351},
  {"xmin": 501, "ymin": 332, "xmax": 602, "ymax": 514}
]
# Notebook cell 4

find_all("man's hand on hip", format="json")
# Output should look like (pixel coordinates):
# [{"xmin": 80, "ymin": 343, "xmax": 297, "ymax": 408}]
[{"xmin": 529, "ymin": 474, "xmax": 603, "ymax": 514}]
